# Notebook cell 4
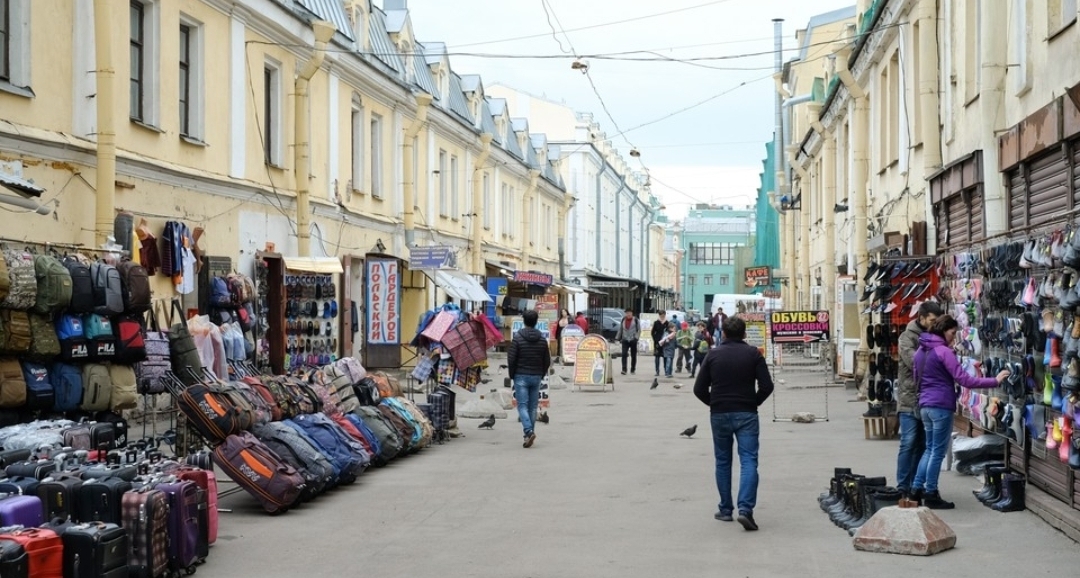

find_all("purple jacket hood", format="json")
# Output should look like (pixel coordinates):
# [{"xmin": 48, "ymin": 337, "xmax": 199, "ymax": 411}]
[{"xmin": 914, "ymin": 332, "xmax": 998, "ymax": 410}]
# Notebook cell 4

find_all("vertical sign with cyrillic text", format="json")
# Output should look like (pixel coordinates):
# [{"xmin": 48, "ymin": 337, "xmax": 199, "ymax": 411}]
[{"xmin": 366, "ymin": 259, "xmax": 400, "ymax": 345}]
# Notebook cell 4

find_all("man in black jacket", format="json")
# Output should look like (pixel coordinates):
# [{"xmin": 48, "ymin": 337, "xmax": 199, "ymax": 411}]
[
  {"xmin": 508, "ymin": 310, "xmax": 551, "ymax": 448},
  {"xmin": 693, "ymin": 317, "xmax": 774, "ymax": 531},
  {"xmin": 651, "ymin": 311, "xmax": 668, "ymax": 377}
]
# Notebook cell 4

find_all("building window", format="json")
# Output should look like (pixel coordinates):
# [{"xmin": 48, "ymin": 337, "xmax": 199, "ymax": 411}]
[
  {"xmin": 1050, "ymin": 0, "xmax": 1078, "ymax": 34},
  {"xmin": 482, "ymin": 173, "xmax": 491, "ymax": 229},
  {"xmin": 178, "ymin": 17, "xmax": 203, "ymax": 140},
  {"xmin": 130, "ymin": 2, "xmax": 145, "ymax": 121},
  {"xmin": 688, "ymin": 242, "xmax": 742, "ymax": 265},
  {"xmin": 350, "ymin": 96, "xmax": 363, "ymax": 195},
  {"xmin": 262, "ymin": 60, "xmax": 282, "ymax": 166},
  {"xmin": 963, "ymin": 1, "xmax": 980, "ymax": 103},
  {"xmin": 1010, "ymin": 0, "xmax": 1031, "ymax": 95},
  {"xmin": 450, "ymin": 155, "xmax": 459, "ymax": 219},
  {"xmin": 370, "ymin": 114, "xmax": 383, "ymax": 198},
  {"xmin": 129, "ymin": 1, "xmax": 159, "ymax": 125},
  {"xmin": 0, "ymin": 0, "xmax": 9, "ymax": 81},
  {"xmin": 719, "ymin": 274, "xmax": 729, "ymax": 286},
  {"xmin": 438, "ymin": 150, "xmax": 448, "ymax": 216},
  {"xmin": 688, "ymin": 274, "xmax": 697, "ymax": 286},
  {"xmin": 703, "ymin": 275, "xmax": 713, "ymax": 286}
]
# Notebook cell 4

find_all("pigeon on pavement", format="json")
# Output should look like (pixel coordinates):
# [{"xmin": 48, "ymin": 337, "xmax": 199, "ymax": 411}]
[
  {"xmin": 650, "ymin": 378, "xmax": 659, "ymax": 390},
  {"xmin": 537, "ymin": 411, "xmax": 549, "ymax": 424},
  {"xmin": 478, "ymin": 415, "xmax": 496, "ymax": 429},
  {"xmin": 680, "ymin": 425, "xmax": 698, "ymax": 438}
]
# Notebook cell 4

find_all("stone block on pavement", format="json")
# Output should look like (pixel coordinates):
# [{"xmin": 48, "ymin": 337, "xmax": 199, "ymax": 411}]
[
  {"xmin": 791, "ymin": 412, "xmax": 816, "ymax": 423},
  {"xmin": 852, "ymin": 506, "xmax": 956, "ymax": 556},
  {"xmin": 457, "ymin": 396, "xmax": 508, "ymax": 419},
  {"xmin": 484, "ymin": 389, "xmax": 515, "ymax": 410},
  {"xmin": 546, "ymin": 373, "xmax": 568, "ymax": 390}
]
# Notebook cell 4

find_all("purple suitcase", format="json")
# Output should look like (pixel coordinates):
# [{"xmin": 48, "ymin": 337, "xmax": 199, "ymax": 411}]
[
  {"xmin": 0, "ymin": 495, "xmax": 44, "ymax": 528},
  {"xmin": 154, "ymin": 481, "xmax": 201, "ymax": 572}
]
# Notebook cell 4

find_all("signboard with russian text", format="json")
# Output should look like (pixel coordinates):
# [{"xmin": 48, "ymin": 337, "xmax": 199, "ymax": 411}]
[
  {"xmin": 573, "ymin": 334, "xmax": 613, "ymax": 389},
  {"xmin": 561, "ymin": 324, "xmax": 584, "ymax": 365},
  {"xmin": 736, "ymin": 312, "xmax": 770, "ymax": 359},
  {"xmin": 366, "ymin": 259, "xmax": 400, "ymax": 345},
  {"xmin": 591, "ymin": 280, "xmax": 629, "ymax": 288},
  {"xmin": 769, "ymin": 310, "xmax": 830, "ymax": 343},
  {"xmin": 486, "ymin": 277, "xmax": 507, "ymax": 320},
  {"xmin": 409, "ymin": 246, "xmax": 454, "ymax": 269},
  {"xmin": 510, "ymin": 316, "xmax": 551, "ymax": 340},
  {"xmin": 745, "ymin": 266, "xmax": 771, "ymax": 288},
  {"xmin": 512, "ymin": 271, "xmax": 554, "ymax": 286}
]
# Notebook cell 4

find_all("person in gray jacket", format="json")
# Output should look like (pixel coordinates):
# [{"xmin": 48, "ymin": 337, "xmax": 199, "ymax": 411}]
[
  {"xmin": 895, "ymin": 301, "xmax": 943, "ymax": 499},
  {"xmin": 614, "ymin": 308, "xmax": 641, "ymax": 375}
]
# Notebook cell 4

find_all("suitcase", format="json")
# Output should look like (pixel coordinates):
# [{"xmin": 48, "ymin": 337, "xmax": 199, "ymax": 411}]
[
  {"xmin": 36, "ymin": 474, "xmax": 83, "ymax": 522},
  {"xmin": 5, "ymin": 460, "xmax": 56, "ymax": 480},
  {"xmin": 120, "ymin": 488, "xmax": 169, "ymax": 578},
  {"xmin": 0, "ymin": 495, "xmax": 43, "ymax": 528},
  {"xmin": 174, "ymin": 467, "xmax": 218, "ymax": 545},
  {"xmin": 93, "ymin": 411, "xmax": 128, "ymax": 449},
  {"xmin": 1, "ymin": 528, "xmax": 62, "ymax": 578},
  {"xmin": 183, "ymin": 450, "xmax": 212, "ymax": 472},
  {"xmin": 57, "ymin": 522, "xmax": 128, "ymax": 578},
  {"xmin": 0, "ymin": 449, "xmax": 31, "ymax": 470},
  {"xmin": 153, "ymin": 481, "xmax": 201, "ymax": 571},
  {"xmin": 62, "ymin": 426, "xmax": 92, "ymax": 451},
  {"xmin": 81, "ymin": 464, "xmax": 137, "ymax": 482},
  {"xmin": 0, "ymin": 477, "xmax": 38, "ymax": 496},
  {"xmin": 88, "ymin": 423, "xmax": 117, "ymax": 451},
  {"xmin": 211, "ymin": 431, "xmax": 304, "ymax": 514},
  {"xmin": 77, "ymin": 477, "xmax": 132, "ymax": 525},
  {"xmin": 0, "ymin": 537, "xmax": 28, "ymax": 578}
]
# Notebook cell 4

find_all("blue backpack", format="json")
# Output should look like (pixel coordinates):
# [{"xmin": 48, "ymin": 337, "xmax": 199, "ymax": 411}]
[
  {"xmin": 19, "ymin": 362, "xmax": 53, "ymax": 410},
  {"xmin": 55, "ymin": 315, "xmax": 84, "ymax": 340},
  {"xmin": 210, "ymin": 277, "xmax": 232, "ymax": 308},
  {"xmin": 56, "ymin": 314, "xmax": 89, "ymax": 362},
  {"xmin": 50, "ymin": 363, "xmax": 83, "ymax": 412}
]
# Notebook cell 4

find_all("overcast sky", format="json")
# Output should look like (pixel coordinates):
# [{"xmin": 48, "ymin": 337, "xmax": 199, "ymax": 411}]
[{"xmin": 403, "ymin": 0, "xmax": 854, "ymax": 219}]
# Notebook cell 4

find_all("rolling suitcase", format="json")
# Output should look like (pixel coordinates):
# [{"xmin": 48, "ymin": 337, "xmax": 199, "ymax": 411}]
[
  {"xmin": 5, "ymin": 460, "xmax": 56, "ymax": 480},
  {"xmin": 81, "ymin": 463, "xmax": 137, "ymax": 482},
  {"xmin": 77, "ymin": 477, "xmax": 132, "ymax": 525},
  {"xmin": 36, "ymin": 474, "xmax": 83, "ymax": 522},
  {"xmin": 0, "ymin": 449, "xmax": 31, "ymax": 470},
  {"xmin": 88, "ymin": 423, "xmax": 117, "ymax": 451},
  {"xmin": 153, "ymin": 481, "xmax": 201, "ymax": 571},
  {"xmin": 211, "ymin": 431, "xmax": 304, "ymax": 514},
  {"xmin": 0, "ymin": 537, "xmax": 28, "ymax": 577},
  {"xmin": 58, "ymin": 522, "xmax": 128, "ymax": 578},
  {"xmin": 0, "ymin": 476, "xmax": 39, "ymax": 496},
  {"xmin": 0, "ymin": 495, "xmax": 43, "ymax": 528},
  {"xmin": 120, "ymin": 488, "xmax": 169, "ymax": 578},
  {"xmin": 174, "ymin": 467, "xmax": 218, "ymax": 545},
  {"xmin": 1, "ymin": 528, "xmax": 62, "ymax": 578},
  {"xmin": 62, "ymin": 425, "xmax": 92, "ymax": 451}
]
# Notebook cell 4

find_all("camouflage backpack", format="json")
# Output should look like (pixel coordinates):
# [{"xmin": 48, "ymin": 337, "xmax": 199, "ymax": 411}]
[{"xmin": 1, "ymin": 249, "xmax": 36, "ymax": 310}]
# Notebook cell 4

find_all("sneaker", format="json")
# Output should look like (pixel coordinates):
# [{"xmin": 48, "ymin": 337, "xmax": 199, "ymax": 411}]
[
  {"xmin": 621, "ymin": 371, "xmax": 627, "ymax": 375},
  {"xmin": 922, "ymin": 491, "xmax": 954, "ymax": 509},
  {"xmin": 523, "ymin": 432, "xmax": 536, "ymax": 448},
  {"xmin": 737, "ymin": 512, "xmax": 758, "ymax": 531},
  {"xmin": 714, "ymin": 511, "xmax": 733, "ymax": 522}
]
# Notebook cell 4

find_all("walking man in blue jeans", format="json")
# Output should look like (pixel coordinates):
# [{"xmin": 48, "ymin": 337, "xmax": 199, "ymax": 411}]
[
  {"xmin": 693, "ymin": 317, "xmax": 773, "ymax": 531},
  {"xmin": 895, "ymin": 301, "xmax": 941, "ymax": 501},
  {"xmin": 508, "ymin": 310, "xmax": 551, "ymax": 448}
]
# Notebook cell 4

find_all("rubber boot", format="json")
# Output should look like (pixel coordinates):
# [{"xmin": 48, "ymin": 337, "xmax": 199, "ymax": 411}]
[
  {"xmin": 837, "ymin": 477, "xmax": 886, "ymax": 530},
  {"xmin": 1047, "ymin": 421, "xmax": 1060, "ymax": 450},
  {"xmin": 1070, "ymin": 435, "xmax": 1080, "ymax": 470},
  {"xmin": 818, "ymin": 468, "xmax": 853, "ymax": 507},
  {"xmin": 977, "ymin": 466, "xmax": 1008, "ymax": 505},
  {"xmin": 1061, "ymin": 417, "xmax": 1074, "ymax": 463},
  {"xmin": 1045, "ymin": 372, "xmax": 1055, "ymax": 406},
  {"xmin": 1051, "ymin": 337, "xmax": 1063, "ymax": 368},
  {"xmin": 972, "ymin": 463, "xmax": 1006, "ymax": 498},
  {"xmin": 847, "ymin": 486, "xmax": 901, "ymax": 536},
  {"xmin": 828, "ymin": 478, "xmax": 860, "ymax": 526},
  {"xmin": 991, "ymin": 474, "xmax": 1026, "ymax": 512}
]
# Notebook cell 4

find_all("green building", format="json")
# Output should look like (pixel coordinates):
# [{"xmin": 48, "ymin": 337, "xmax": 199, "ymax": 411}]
[
  {"xmin": 753, "ymin": 139, "xmax": 782, "ymax": 296},
  {"xmin": 679, "ymin": 205, "xmax": 756, "ymax": 314}
]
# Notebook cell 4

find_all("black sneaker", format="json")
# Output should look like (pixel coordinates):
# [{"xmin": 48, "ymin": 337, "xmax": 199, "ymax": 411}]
[
  {"xmin": 714, "ymin": 511, "xmax": 733, "ymax": 522},
  {"xmin": 737, "ymin": 512, "xmax": 758, "ymax": 531},
  {"xmin": 922, "ymin": 491, "xmax": 954, "ymax": 509},
  {"xmin": 621, "ymin": 370, "xmax": 627, "ymax": 375},
  {"xmin": 523, "ymin": 432, "xmax": 536, "ymax": 448}
]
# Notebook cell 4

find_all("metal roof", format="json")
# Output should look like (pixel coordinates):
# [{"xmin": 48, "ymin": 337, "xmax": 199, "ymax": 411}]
[
  {"xmin": 368, "ymin": 7, "xmax": 403, "ymax": 71},
  {"xmin": 423, "ymin": 42, "xmax": 446, "ymax": 65},
  {"xmin": 503, "ymin": 122, "xmax": 524, "ymax": 160},
  {"xmin": 384, "ymin": 9, "xmax": 407, "ymax": 33},
  {"xmin": 798, "ymin": 6, "xmax": 856, "ymax": 61},
  {"xmin": 296, "ymin": 0, "xmax": 355, "ymax": 42},
  {"xmin": 487, "ymin": 98, "xmax": 507, "ymax": 116},
  {"xmin": 412, "ymin": 43, "xmax": 441, "ymax": 98},
  {"xmin": 460, "ymin": 74, "xmax": 482, "ymax": 93},
  {"xmin": 480, "ymin": 99, "xmax": 500, "ymax": 143},
  {"xmin": 511, "ymin": 118, "xmax": 529, "ymax": 133},
  {"xmin": 447, "ymin": 73, "xmax": 475, "ymax": 125}
]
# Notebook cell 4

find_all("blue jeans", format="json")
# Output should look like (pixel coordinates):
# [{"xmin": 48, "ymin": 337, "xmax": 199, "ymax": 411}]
[
  {"xmin": 895, "ymin": 411, "xmax": 925, "ymax": 492},
  {"xmin": 710, "ymin": 412, "xmax": 761, "ymax": 516},
  {"xmin": 912, "ymin": 407, "xmax": 953, "ymax": 493},
  {"xmin": 663, "ymin": 354, "xmax": 674, "ymax": 376},
  {"xmin": 513, "ymin": 374, "xmax": 542, "ymax": 436}
]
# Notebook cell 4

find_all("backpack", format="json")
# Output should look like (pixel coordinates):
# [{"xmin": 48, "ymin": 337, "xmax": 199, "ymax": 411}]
[
  {"xmin": 107, "ymin": 364, "xmax": 137, "ymax": 411},
  {"xmin": 55, "ymin": 313, "xmax": 90, "ymax": 362},
  {"xmin": 62, "ymin": 257, "xmax": 94, "ymax": 313},
  {"xmin": 1, "ymin": 249, "xmax": 36, "ymax": 310},
  {"xmin": 210, "ymin": 277, "xmax": 232, "ymax": 308},
  {"xmin": 50, "ymin": 363, "xmax": 84, "ymax": 412},
  {"xmin": 135, "ymin": 306, "xmax": 170, "ymax": 395},
  {"xmin": 32, "ymin": 254, "xmax": 72, "ymax": 314},
  {"xmin": 0, "ymin": 309, "xmax": 32, "ymax": 354},
  {"xmin": 83, "ymin": 313, "xmax": 116, "ymax": 360},
  {"xmin": 26, "ymin": 312, "xmax": 60, "ymax": 361},
  {"xmin": 226, "ymin": 275, "xmax": 246, "ymax": 307},
  {"xmin": 116, "ymin": 261, "xmax": 151, "ymax": 314},
  {"xmin": 19, "ymin": 361, "xmax": 54, "ymax": 410},
  {"xmin": 0, "ymin": 358, "xmax": 27, "ymax": 408},
  {"xmin": 80, "ymin": 364, "xmax": 113, "ymax": 412},
  {"xmin": 90, "ymin": 262, "xmax": 124, "ymax": 316},
  {"xmin": 0, "ymin": 252, "xmax": 8, "ymax": 303},
  {"xmin": 113, "ymin": 315, "xmax": 147, "ymax": 365}
]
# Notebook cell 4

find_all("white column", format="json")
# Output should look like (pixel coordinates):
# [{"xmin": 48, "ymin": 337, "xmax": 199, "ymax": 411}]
[
  {"xmin": 327, "ymin": 74, "xmax": 339, "ymax": 201},
  {"xmin": 229, "ymin": 15, "xmax": 246, "ymax": 179}
]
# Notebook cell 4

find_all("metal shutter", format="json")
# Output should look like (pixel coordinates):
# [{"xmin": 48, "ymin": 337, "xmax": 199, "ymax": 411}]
[
  {"xmin": 935, "ymin": 202, "xmax": 949, "ymax": 249},
  {"xmin": 969, "ymin": 188, "xmax": 985, "ymax": 242},
  {"xmin": 947, "ymin": 196, "xmax": 970, "ymax": 247},
  {"xmin": 1008, "ymin": 170, "xmax": 1026, "ymax": 230},
  {"xmin": 1073, "ymin": 141, "xmax": 1080, "ymax": 209},
  {"xmin": 1028, "ymin": 148, "xmax": 1069, "ymax": 229}
]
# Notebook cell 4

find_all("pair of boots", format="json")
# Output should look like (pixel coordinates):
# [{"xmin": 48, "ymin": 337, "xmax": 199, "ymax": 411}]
[
  {"xmin": 973, "ymin": 465, "xmax": 1026, "ymax": 512},
  {"xmin": 818, "ymin": 469, "xmax": 900, "ymax": 531}
]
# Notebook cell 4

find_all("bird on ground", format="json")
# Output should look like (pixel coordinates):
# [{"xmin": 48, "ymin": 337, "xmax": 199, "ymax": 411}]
[
  {"xmin": 478, "ymin": 415, "xmax": 495, "ymax": 429},
  {"xmin": 650, "ymin": 378, "xmax": 659, "ymax": 390},
  {"xmin": 538, "ymin": 411, "xmax": 549, "ymax": 424},
  {"xmin": 498, "ymin": 364, "xmax": 509, "ymax": 370},
  {"xmin": 481, "ymin": 378, "xmax": 492, "ymax": 384},
  {"xmin": 680, "ymin": 425, "xmax": 698, "ymax": 438}
]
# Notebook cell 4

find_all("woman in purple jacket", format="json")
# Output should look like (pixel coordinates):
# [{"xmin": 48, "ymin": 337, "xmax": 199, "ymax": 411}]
[{"xmin": 910, "ymin": 315, "xmax": 1009, "ymax": 509}]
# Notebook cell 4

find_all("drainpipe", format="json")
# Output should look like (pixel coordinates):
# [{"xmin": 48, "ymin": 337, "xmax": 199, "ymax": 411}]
[
  {"xmin": 773, "ymin": 19, "xmax": 793, "ymax": 301},
  {"xmin": 93, "ymin": 0, "xmax": 116, "ymax": 246},
  {"xmin": 403, "ymin": 93, "xmax": 434, "ymax": 249},
  {"xmin": 295, "ymin": 20, "xmax": 336, "ymax": 257},
  {"xmin": 918, "ymin": 0, "xmax": 941, "ymax": 254},
  {"xmin": 595, "ymin": 170, "xmax": 602, "ymax": 272},
  {"xmin": 469, "ymin": 133, "xmax": 493, "ymax": 273},
  {"xmin": 520, "ymin": 169, "xmax": 540, "ymax": 267},
  {"xmin": 558, "ymin": 192, "xmax": 574, "ymax": 281},
  {"xmin": 980, "ymin": 0, "xmax": 1007, "ymax": 237}
]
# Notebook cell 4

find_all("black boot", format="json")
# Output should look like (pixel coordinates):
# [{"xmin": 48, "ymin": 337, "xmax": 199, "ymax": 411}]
[
  {"xmin": 991, "ymin": 474, "xmax": 1026, "ymax": 512},
  {"xmin": 847, "ymin": 486, "xmax": 901, "ymax": 534},
  {"xmin": 818, "ymin": 467, "xmax": 853, "ymax": 507},
  {"xmin": 922, "ymin": 490, "xmax": 955, "ymax": 510},
  {"xmin": 972, "ymin": 463, "xmax": 1006, "ymax": 498},
  {"xmin": 828, "ymin": 477, "xmax": 861, "ymax": 526},
  {"xmin": 862, "ymin": 403, "xmax": 883, "ymax": 417},
  {"xmin": 977, "ymin": 466, "xmax": 1008, "ymax": 505},
  {"xmin": 838, "ymin": 477, "xmax": 887, "ymax": 530}
]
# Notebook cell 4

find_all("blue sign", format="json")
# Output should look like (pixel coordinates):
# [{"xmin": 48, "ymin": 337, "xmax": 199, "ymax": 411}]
[
  {"xmin": 409, "ymin": 246, "xmax": 454, "ymax": 269},
  {"xmin": 486, "ymin": 278, "xmax": 507, "ymax": 320}
]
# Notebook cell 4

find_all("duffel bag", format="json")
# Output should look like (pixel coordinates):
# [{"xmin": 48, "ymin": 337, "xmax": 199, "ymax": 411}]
[
  {"xmin": 165, "ymin": 377, "xmax": 241, "ymax": 444},
  {"xmin": 167, "ymin": 302, "xmax": 202, "ymax": 385},
  {"xmin": 135, "ymin": 304, "xmax": 170, "ymax": 394},
  {"xmin": 251, "ymin": 421, "xmax": 336, "ymax": 499},
  {"xmin": 211, "ymin": 431, "xmax": 304, "ymax": 514}
]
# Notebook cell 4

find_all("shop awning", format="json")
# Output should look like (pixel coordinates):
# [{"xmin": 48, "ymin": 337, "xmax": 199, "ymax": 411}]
[
  {"xmin": 0, "ymin": 171, "xmax": 43, "ymax": 197},
  {"xmin": 283, "ymin": 256, "xmax": 344, "ymax": 274},
  {"xmin": 431, "ymin": 269, "xmax": 492, "ymax": 302},
  {"xmin": 551, "ymin": 282, "xmax": 585, "ymax": 294}
]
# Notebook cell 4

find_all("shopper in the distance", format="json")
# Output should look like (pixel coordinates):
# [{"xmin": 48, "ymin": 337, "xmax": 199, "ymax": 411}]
[
  {"xmin": 895, "ymin": 301, "xmax": 942, "ymax": 502},
  {"xmin": 651, "ymin": 311, "xmax": 668, "ymax": 377},
  {"xmin": 507, "ymin": 310, "xmax": 552, "ymax": 449},
  {"xmin": 614, "ymin": 308, "xmax": 640, "ymax": 375}
]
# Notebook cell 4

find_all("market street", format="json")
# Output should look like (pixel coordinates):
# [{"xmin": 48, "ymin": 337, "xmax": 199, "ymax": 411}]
[{"xmin": 198, "ymin": 363, "xmax": 1080, "ymax": 577}]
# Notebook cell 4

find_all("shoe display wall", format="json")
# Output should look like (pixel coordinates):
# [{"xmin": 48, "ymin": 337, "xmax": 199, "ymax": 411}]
[{"xmin": 283, "ymin": 273, "xmax": 340, "ymax": 371}]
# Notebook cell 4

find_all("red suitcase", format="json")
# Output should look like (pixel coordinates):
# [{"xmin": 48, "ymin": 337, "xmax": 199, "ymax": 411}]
[{"xmin": 1, "ymin": 527, "xmax": 62, "ymax": 578}]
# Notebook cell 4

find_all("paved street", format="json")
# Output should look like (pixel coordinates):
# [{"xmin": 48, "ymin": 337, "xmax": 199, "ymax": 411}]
[{"xmin": 199, "ymin": 363, "xmax": 1080, "ymax": 577}]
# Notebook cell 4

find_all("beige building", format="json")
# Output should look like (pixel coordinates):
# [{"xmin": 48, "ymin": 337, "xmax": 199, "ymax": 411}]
[{"xmin": 0, "ymin": 0, "xmax": 570, "ymax": 367}]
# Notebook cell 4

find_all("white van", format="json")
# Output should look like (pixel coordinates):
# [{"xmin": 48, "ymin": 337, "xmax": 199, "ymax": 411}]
[{"xmin": 706, "ymin": 295, "xmax": 783, "ymax": 319}]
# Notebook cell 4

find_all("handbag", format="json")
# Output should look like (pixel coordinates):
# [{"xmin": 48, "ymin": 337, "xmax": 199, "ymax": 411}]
[
  {"xmin": 135, "ymin": 302, "xmax": 171, "ymax": 394},
  {"xmin": 167, "ymin": 300, "xmax": 203, "ymax": 386}
]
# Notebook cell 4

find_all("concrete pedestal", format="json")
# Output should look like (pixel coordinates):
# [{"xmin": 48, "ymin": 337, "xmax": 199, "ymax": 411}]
[{"xmin": 852, "ymin": 506, "xmax": 956, "ymax": 556}]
